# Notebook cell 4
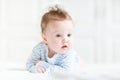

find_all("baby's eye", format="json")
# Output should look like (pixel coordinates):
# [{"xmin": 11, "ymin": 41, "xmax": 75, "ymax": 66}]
[
  {"xmin": 56, "ymin": 34, "xmax": 61, "ymax": 37},
  {"xmin": 67, "ymin": 34, "xmax": 72, "ymax": 37}
]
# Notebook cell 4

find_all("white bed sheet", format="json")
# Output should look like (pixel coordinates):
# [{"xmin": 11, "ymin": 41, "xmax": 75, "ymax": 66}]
[
  {"xmin": 0, "ymin": 64, "xmax": 120, "ymax": 80},
  {"xmin": 0, "ymin": 70, "xmax": 52, "ymax": 80},
  {"xmin": 53, "ymin": 64, "xmax": 120, "ymax": 80}
]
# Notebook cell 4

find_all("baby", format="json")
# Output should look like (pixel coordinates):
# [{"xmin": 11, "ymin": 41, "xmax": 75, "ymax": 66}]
[{"xmin": 26, "ymin": 5, "xmax": 80, "ymax": 74}]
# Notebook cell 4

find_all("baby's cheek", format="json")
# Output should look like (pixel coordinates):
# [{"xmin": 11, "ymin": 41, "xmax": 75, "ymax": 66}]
[
  {"xmin": 54, "ymin": 41, "xmax": 60, "ymax": 46},
  {"xmin": 52, "ymin": 40, "xmax": 60, "ymax": 46},
  {"xmin": 68, "ymin": 40, "xmax": 73, "ymax": 47},
  {"xmin": 53, "ymin": 39, "xmax": 60, "ymax": 43}
]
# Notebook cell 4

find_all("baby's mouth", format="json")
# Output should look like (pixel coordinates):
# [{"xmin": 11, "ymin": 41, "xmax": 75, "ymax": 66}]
[{"xmin": 62, "ymin": 45, "xmax": 68, "ymax": 49}]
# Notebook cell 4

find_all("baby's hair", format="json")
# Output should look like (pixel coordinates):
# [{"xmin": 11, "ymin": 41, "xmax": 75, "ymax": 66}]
[{"xmin": 41, "ymin": 5, "xmax": 72, "ymax": 33}]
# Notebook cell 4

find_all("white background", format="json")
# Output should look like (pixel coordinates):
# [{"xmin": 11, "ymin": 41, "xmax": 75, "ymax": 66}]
[{"xmin": 0, "ymin": 0, "xmax": 120, "ymax": 67}]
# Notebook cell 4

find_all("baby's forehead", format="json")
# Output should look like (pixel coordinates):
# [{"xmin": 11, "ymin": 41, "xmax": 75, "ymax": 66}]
[
  {"xmin": 48, "ymin": 20, "xmax": 73, "ymax": 28},
  {"xmin": 46, "ymin": 21, "xmax": 74, "ymax": 33},
  {"xmin": 47, "ymin": 19, "xmax": 74, "ymax": 26}
]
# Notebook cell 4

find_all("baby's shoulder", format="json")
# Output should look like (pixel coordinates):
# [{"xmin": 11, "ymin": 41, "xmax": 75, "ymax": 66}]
[
  {"xmin": 60, "ymin": 49, "xmax": 77, "ymax": 58},
  {"xmin": 33, "ymin": 41, "xmax": 47, "ymax": 51}
]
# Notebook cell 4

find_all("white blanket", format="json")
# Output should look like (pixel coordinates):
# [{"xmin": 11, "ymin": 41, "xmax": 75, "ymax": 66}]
[
  {"xmin": 0, "ymin": 64, "xmax": 120, "ymax": 80},
  {"xmin": 0, "ymin": 70, "xmax": 52, "ymax": 80}
]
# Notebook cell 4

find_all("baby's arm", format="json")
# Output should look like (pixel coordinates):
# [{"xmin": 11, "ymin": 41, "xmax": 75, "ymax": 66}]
[
  {"xmin": 36, "ymin": 52, "xmax": 79, "ymax": 74},
  {"xmin": 35, "ymin": 60, "xmax": 46, "ymax": 73},
  {"xmin": 35, "ymin": 61, "xmax": 66, "ymax": 74},
  {"xmin": 26, "ymin": 46, "xmax": 42, "ymax": 73}
]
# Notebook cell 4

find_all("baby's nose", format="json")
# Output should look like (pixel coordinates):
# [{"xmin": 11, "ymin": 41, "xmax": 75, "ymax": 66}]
[{"xmin": 62, "ymin": 37, "xmax": 69, "ymax": 43}]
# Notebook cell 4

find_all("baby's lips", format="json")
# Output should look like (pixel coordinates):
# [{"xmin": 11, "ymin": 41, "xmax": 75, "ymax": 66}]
[{"xmin": 62, "ymin": 45, "xmax": 68, "ymax": 48}]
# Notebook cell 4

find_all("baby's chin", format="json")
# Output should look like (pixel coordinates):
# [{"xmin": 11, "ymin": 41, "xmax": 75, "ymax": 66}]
[
  {"xmin": 57, "ymin": 48, "xmax": 70, "ymax": 54},
  {"xmin": 54, "ymin": 45, "xmax": 72, "ymax": 53}
]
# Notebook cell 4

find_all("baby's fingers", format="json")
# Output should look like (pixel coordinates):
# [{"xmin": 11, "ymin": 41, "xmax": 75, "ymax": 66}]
[{"xmin": 37, "ymin": 67, "xmax": 45, "ymax": 73}]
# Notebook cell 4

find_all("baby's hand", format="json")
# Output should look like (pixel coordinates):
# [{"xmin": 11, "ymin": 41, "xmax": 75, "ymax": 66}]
[
  {"xmin": 35, "ymin": 60, "xmax": 46, "ymax": 73},
  {"xmin": 37, "ymin": 67, "xmax": 46, "ymax": 73}
]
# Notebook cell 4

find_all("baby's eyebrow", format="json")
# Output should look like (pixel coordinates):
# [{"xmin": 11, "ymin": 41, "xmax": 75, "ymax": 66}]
[{"xmin": 53, "ymin": 31, "xmax": 62, "ymax": 34}]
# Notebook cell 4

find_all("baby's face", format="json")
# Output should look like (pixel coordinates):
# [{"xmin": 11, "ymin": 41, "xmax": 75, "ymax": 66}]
[{"xmin": 42, "ymin": 20, "xmax": 74, "ymax": 53}]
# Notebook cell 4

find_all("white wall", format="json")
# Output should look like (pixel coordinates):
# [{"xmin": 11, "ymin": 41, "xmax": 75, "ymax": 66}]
[
  {"xmin": 0, "ymin": 0, "xmax": 42, "ymax": 64},
  {"xmin": 0, "ymin": 0, "xmax": 120, "ymax": 66}
]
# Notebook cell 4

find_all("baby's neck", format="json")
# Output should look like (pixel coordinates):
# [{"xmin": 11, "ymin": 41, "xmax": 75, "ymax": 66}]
[
  {"xmin": 48, "ymin": 52, "xmax": 56, "ymax": 58},
  {"xmin": 48, "ymin": 48, "xmax": 56, "ymax": 58}
]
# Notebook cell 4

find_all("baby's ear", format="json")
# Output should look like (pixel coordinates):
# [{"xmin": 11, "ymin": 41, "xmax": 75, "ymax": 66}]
[{"xmin": 42, "ymin": 33, "xmax": 47, "ymax": 43}]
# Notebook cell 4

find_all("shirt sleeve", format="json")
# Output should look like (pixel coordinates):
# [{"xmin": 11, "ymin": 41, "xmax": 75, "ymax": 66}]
[
  {"xmin": 26, "ymin": 47, "xmax": 40, "ymax": 73},
  {"xmin": 26, "ymin": 42, "xmax": 47, "ymax": 73},
  {"xmin": 36, "ymin": 50, "xmax": 80, "ymax": 74},
  {"xmin": 36, "ymin": 61, "xmax": 67, "ymax": 74}
]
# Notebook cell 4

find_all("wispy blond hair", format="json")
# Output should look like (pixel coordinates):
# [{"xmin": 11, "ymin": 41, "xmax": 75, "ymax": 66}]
[{"xmin": 41, "ymin": 5, "xmax": 72, "ymax": 33}]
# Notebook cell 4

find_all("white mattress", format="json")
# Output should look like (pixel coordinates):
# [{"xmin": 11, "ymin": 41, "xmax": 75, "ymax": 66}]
[
  {"xmin": 0, "ymin": 70, "xmax": 52, "ymax": 80},
  {"xmin": 0, "ymin": 64, "xmax": 120, "ymax": 80},
  {"xmin": 53, "ymin": 64, "xmax": 120, "ymax": 80}
]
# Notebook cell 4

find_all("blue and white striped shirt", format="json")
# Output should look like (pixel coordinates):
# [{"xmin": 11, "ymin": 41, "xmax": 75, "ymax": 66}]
[{"xmin": 26, "ymin": 42, "xmax": 79, "ymax": 74}]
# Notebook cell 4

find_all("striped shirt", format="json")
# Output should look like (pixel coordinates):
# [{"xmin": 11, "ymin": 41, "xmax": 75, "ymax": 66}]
[{"xmin": 26, "ymin": 42, "xmax": 79, "ymax": 74}]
